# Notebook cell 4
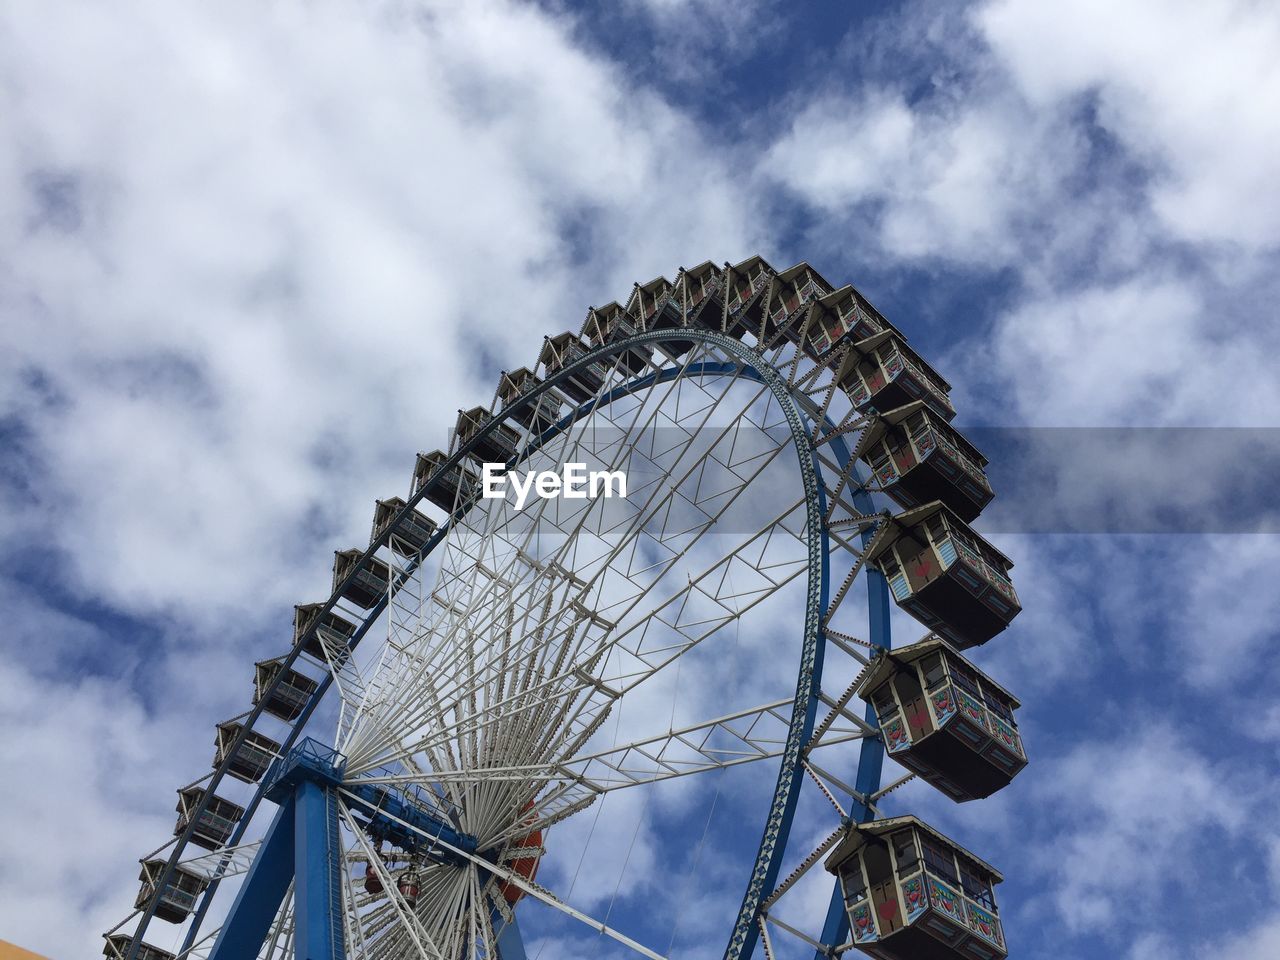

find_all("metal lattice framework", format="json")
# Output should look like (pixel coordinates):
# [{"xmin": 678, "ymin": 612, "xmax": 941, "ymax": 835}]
[{"xmin": 108, "ymin": 259, "xmax": 1018, "ymax": 960}]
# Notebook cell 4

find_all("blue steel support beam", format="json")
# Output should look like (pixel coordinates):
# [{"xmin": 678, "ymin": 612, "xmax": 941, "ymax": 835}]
[
  {"xmin": 208, "ymin": 797, "xmax": 297, "ymax": 960},
  {"xmin": 814, "ymin": 479, "xmax": 893, "ymax": 958},
  {"xmin": 294, "ymin": 779, "xmax": 345, "ymax": 960},
  {"xmin": 212, "ymin": 741, "xmax": 349, "ymax": 960},
  {"xmin": 724, "ymin": 371, "xmax": 846, "ymax": 960},
  {"xmin": 343, "ymin": 781, "xmax": 476, "ymax": 861},
  {"xmin": 495, "ymin": 911, "xmax": 528, "ymax": 960}
]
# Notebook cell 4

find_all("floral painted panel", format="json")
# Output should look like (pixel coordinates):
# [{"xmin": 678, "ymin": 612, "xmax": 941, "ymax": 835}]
[
  {"xmin": 915, "ymin": 430, "xmax": 937, "ymax": 458},
  {"xmin": 957, "ymin": 689, "xmax": 988, "ymax": 730},
  {"xmin": 902, "ymin": 875, "xmax": 929, "ymax": 923},
  {"xmin": 882, "ymin": 716, "xmax": 911, "ymax": 753},
  {"xmin": 931, "ymin": 686, "xmax": 958, "ymax": 725},
  {"xmin": 849, "ymin": 901, "xmax": 878, "ymax": 943},
  {"xmin": 966, "ymin": 901, "xmax": 1005, "ymax": 950},
  {"xmin": 990, "ymin": 715, "xmax": 1023, "ymax": 757},
  {"xmin": 928, "ymin": 876, "xmax": 965, "ymax": 925}
]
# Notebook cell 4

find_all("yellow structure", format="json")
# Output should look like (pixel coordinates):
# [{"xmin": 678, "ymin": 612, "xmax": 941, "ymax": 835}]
[{"xmin": 0, "ymin": 941, "xmax": 49, "ymax": 960}]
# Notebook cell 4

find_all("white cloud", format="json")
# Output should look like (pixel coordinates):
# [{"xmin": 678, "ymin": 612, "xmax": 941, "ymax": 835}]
[
  {"xmin": 763, "ymin": 94, "xmax": 917, "ymax": 210},
  {"xmin": 622, "ymin": 0, "xmax": 783, "ymax": 70},
  {"xmin": 954, "ymin": 275, "xmax": 1280, "ymax": 426},
  {"xmin": 1168, "ymin": 535, "xmax": 1280, "ymax": 687},
  {"xmin": 1024, "ymin": 724, "xmax": 1256, "ymax": 933},
  {"xmin": 0, "ymin": 649, "xmax": 180, "ymax": 956},
  {"xmin": 763, "ymin": 84, "xmax": 1086, "ymax": 266},
  {"xmin": 0, "ymin": 0, "xmax": 761, "ymax": 626},
  {"xmin": 979, "ymin": 0, "xmax": 1280, "ymax": 250},
  {"xmin": 1131, "ymin": 917, "xmax": 1280, "ymax": 960},
  {"xmin": 763, "ymin": 0, "xmax": 1280, "ymax": 432}
]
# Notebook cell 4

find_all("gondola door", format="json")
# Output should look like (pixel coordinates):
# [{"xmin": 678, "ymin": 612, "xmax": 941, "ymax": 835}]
[
  {"xmin": 895, "ymin": 672, "xmax": 932, "ymax": 741},
  {"xmin": 863, "ymin": 843, "xmax": 903, "ymax": 935}
]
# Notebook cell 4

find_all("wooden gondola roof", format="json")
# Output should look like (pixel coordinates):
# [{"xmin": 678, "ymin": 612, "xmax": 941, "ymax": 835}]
[
  {"xmin": 584, "ymin": 300, "xmax": 627, "ymax": 322},
  {"xmin": 636, "ymin": 275, "xmax": 673, "ymax": 295},
  {"xmin": 539, "ymin": 331, "xmax": 588, "ymax": 365},
  {"xmin": 498, "ymin": 367, "xmax": 538, "ymax": 396},
  {"xmin": 812, "ymin": 284, "xmax": 904, "ymax": 337},
  {"xmin": 581, "ymin": 302, "xmax": 636, "ymax": 341},
  {"xmin": 854, "ymin": 634, "xmax": 1021, "ymax": 708},
  {"xmin": 682, "ymin": 259, "xmax": 722, "ymax": 280},
  {"xmin": 856, "ymin": 401, "xmax": 989, "ymax": 467},
  {"xmin": 853, "ymin": 401, "xmax": 929, "ymax": 458},
  {"xmin": 727, "ymin": 254, "xmax": 775, "ymax": 276},
  {"xmin": 775, "ymin": 260, "xmax": 834, "ymax": 291},
  {"xmin": 215, "ymin": 718, "xmax": 281, "ymax": 747},
  {"xmin": 176, "ymin": 784, "xmax": 244, "ymax": 810},
  {"xmin": 841, "ymin": 329, "xmax": 954, "ymax": 393},
  {"xmin": 140, "ymin": 858, "xmax": 206, "ymax": 883},
  {"xmin": 825, "ymin": 814, "xmax": 1004, "ymax": 883},
  {"xmin": 865, "ymin": 500, "xmax": 1014, "ymax": 569},
  {"xmin": 416, "ymin": 448, "xmax": 479, "ymax": 475}
]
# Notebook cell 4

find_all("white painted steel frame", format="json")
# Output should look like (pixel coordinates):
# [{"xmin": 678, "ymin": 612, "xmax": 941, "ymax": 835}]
[{"xmin": 120, "ymin": 320, "xmax": 891, "ymax": 960}]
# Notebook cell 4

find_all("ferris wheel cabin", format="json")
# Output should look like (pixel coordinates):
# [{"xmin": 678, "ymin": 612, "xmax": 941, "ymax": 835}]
[
  {"xmin": 253, "ymin": 657, "xmax": 319, "ymax": 722},
  {"xmin": 804, "ymin": 284, "xmax": 899, "ymax": 358},
  {"xmin": 628, "ymin": 275, "xmax": 697, "ymax": 359},
  {"xmin": 861, "ymin": 636, "xmax": 1026, "ymax": 802},
  {"xmin": 867, "ymin": 501, "xmax": 1020, "ymax": 649},
  {"xmin": 840, "ymin": 330, "xmax": 956, "ymax": 422},
  {"xmin": 453, "ymin": 406, "xmax": 521, "ymax": 465},
  {"xmin": 826, "ymin": 816, "xmax": 1006, "ymax": 960},
  {"xmin": 581, "ymin": 302, "xmax": 648, "ymax": 374},
  {"xmin": 213, "ymin": 720, "xmax": 281, "ymax": 784},
  {"xmin": 539, "ymin": 332, "xmax": 606, "ymax": 404},
  {"xmin": 626, "ymin": 275, "xmax": 676, "ymax": 329},
  {"xmin": 722, "ymin": 255, "xmax": 775, "ymax": 339},
  {"xmin": 497, "ymin": 367, "xmax": 567, "ymax": 428},
  {"xmin": 762, "ymin": 261, "xmax": 833, "ymax": 344},
  {"xmin": 103, "ymin": 935, "xmax": 175, "ymax": 960},
  {"xmin": 294, "ymin": 602, "xmax": 357, "ymax": 664},
  {"xmin": 135, "ymin": 858, "xmax": 209, "ymax": 923},
  {"xmin": 174, "ymin": 786, "xmax": 244, "ymax": 850},
  {"xmin": 371, "ymin": 496, "xmax": 438, "ymax": 558},
  {"xmin": 412, "ymin": 449, "xmax": 479, "ymax": 514},
  {"xmin": 678, "ymin": 260, "xmax": 726, "ymax": 327},
  {"xmin": 857, "ymin": 402, "xmax": 994, "ymax": 522},
  {"xmin": 332, "ymin": 549, "xmax": 391, "ymax": 609}
]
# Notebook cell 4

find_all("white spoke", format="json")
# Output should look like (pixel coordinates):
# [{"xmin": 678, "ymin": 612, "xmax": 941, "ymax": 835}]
[{"xmin": 341, "ymin": 787, "xmax": 666, "ymax": 960}]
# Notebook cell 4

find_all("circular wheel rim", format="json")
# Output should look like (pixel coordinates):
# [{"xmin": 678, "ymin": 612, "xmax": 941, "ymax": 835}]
[{"xmin": 118, "ymin": 303, "xmax": 897, "ymax": 960}]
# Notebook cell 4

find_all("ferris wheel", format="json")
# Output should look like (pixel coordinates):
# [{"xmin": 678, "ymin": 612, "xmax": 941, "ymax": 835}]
[{"xmin": 106, "ymin": 257, "xmax": 1028, "ymax": 960}]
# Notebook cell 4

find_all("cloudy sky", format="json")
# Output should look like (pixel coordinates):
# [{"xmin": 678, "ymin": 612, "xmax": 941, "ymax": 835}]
[{"xmin": 2, "ymin": 0, "xmax": 1279, "ymax": 957}]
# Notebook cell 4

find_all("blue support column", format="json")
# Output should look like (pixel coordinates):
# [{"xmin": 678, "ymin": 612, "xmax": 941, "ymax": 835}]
[
  {"xmin": 294, "ymin": 779, "xmax": 346, "ymax": 960},
  {"xmin": 208, "ymin": 796, "xmax": 297, "ymax": 960},
  {"xmin": 495, "ymin": 911, "xmax": 528, "ymax": 960},
  {"xmin": 211, "ymin": 739, "xmax": 348, "ymax": 960},
  {"xmin": 815, "ymin": 564, "xmax": 893, "ymax": 957}
]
